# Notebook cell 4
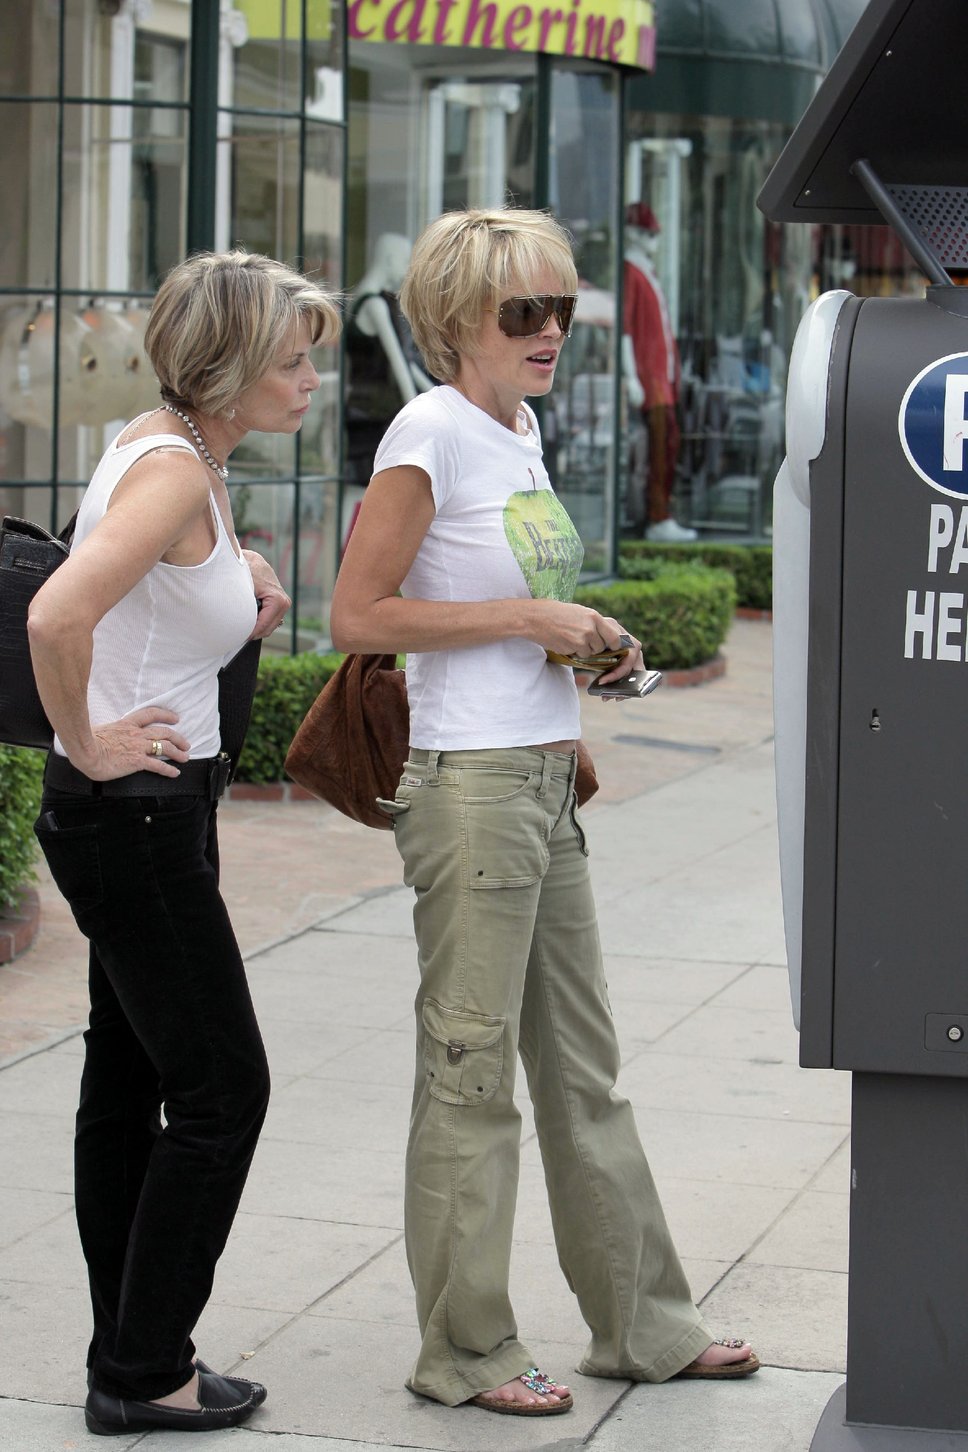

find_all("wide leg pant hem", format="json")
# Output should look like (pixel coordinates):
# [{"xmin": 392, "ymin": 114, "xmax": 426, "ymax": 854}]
[
  {"xmin": 406, "ymin": 1341, "xmax": 539, "ymax": 1407},
  {"xmin": 578, "ymin": 1318, "xmax": 712, "ymax": 1384}
]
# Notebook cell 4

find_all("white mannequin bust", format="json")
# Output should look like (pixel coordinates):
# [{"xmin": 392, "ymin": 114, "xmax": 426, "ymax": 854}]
[{"xmin": 353, "ymin": 233, "xmax": 432, "ymax": 403}]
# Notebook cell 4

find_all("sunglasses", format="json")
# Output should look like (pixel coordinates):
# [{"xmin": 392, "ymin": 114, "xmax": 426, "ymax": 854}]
[{"xmin": 496, "ymin": 294, "xmax": 578, "ymax": 339}]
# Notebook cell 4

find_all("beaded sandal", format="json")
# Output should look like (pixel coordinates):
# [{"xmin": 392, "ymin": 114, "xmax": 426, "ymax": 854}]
[
  {"xmin": 470, "ymin": 1367, "xmax": 574, "ymax": 1415},
  {"xmin": 676, "ymin": 1338, "xmax": 760, "ymax": 1379}
]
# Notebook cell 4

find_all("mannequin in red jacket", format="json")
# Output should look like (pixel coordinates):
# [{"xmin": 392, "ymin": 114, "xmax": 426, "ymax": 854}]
[{"xmin": 623, "ymin": 203, "xmax": 696, "ymax": 542}]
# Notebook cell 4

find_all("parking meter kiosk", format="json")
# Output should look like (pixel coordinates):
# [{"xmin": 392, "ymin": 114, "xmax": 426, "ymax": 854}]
[{"xmin": 759, "ymin": 0, "xmax": 968, "ymax": 1445}]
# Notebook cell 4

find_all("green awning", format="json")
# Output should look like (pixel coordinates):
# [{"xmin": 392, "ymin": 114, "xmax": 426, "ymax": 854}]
[{"xmin": 628, "ymin": 0, "xmax": 870, "ymax": 125}]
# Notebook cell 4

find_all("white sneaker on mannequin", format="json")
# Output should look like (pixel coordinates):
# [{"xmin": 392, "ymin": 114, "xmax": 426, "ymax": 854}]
[{"xmin": 646, "ymin": 517, "xmax": 698, "ymax": 543}]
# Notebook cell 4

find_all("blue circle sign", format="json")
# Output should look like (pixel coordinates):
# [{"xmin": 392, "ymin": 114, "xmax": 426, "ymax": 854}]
[{"xmin": 899, "ymin": 352, "xmax": 968, "ymax": 497}]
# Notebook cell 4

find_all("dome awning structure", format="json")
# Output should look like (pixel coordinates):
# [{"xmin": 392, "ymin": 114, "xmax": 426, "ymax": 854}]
[{"xmin": 628, "ymin": 0, "xmax": 870, "ymax": 125}]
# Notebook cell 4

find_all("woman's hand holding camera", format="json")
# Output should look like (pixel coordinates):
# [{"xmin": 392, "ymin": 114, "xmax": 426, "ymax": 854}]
[{"xmin": 529, "ymin": 600, "xmax": 644, "ymax": 681}]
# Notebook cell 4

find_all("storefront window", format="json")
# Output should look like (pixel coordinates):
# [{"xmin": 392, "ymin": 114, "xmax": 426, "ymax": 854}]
[
  {"xmin": 621, "ymin": 107, "xmax": 926, "ymax": 544},
  {"xmin": 548, "ymin": 63, "xmax": 620, "ymax": 573},
  {"xmin": 0, "ymin": 0, "xmax": 345, "ymax": 654},
  {"xmin": 621, "ymin": 112, "xmax": 795, "ymax": 541},
  {"xmin": 219, "ymin": 0, "xmax": 346, "ymax": 647},
  {"xmin": 0, "ymin": 2, "xmax": 190, "ymax": 507},
  {"xmin": 0, "ymin": 103, "xmax": 58, "ymax": 289},
  {"xmin": 346, "ymin": 39, "xmax": 619, "ymax": 573},
  {"xmin": 345, "ymin": 40, "xmax": 536, "ymax": 562}
]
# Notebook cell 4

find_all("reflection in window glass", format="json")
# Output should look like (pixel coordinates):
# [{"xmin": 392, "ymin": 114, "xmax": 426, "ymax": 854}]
[
  {"xmin": 230, "ymin": 476, "xmax": 295, "ymax": 605},
  {"xmin": 0, "ymin": 103, "xmax": 58, "ymax": 289},
  {"xmin": 231, "ymin": 0, "xmax": 302, "ymax": 112},
  {"xmin": 223, "ymin": 113, "xmax": 301, "ymax": 266},
  {"xmin": 63, "ymin": 0, "xmax": 114, "ymax": 99},
  {"xmin": 228, "ymin": 0, "xmax": 342, "ymax": 115},
  {"xmin": 616, "ymin": 111, "xmax": 910, "ymax": 543},
  {"xmin": 134, "ymin": 31, "xmax": 187, "ymax": 108},
  {"xmin": 305, "ymin": 0, "xmax": 343, "ymax": 114},
  {"xmin": 0, "ymin": 297, "xmax": 56, "ymax": 484},
  {"xmin": 292, "ymin": 477, "xmax": 342, "ymax": 645},
  {"xmin": 0, "ymin": 294, "xmax": 158, "ymax": 486},
  {"xmin": 303, "ymin": 121, "xmax": 343, "ymax": 287},
  {"xmin": 1, "ymin": 0, "xmax": 59, "ymax": 95},
  {"xmin": 548, "ymin": 65, "xmax": 618, "ymax": 573},
  {"xmin": 61, "ymin": 105, "xmax": 187, "ymax": 294}
]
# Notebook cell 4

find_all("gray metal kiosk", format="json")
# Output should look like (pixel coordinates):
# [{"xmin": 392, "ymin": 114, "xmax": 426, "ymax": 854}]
[{"xmin": 759, "ymin": 1, "xmax": 968, "ymax": 1446}]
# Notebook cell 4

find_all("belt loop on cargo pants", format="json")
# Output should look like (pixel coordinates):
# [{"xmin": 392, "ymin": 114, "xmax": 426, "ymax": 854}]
[
  {"xmin": 536, "ymin": 752, "xmax": 554, "ymax": 800},
  {"xmin": 426, "ymin": 750, "xmax": 441, "ymax": 786}
]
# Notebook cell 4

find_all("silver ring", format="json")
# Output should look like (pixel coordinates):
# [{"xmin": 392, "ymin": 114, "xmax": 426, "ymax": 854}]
[{"xmin": 150, "ymin": 739, "xmax": 164, "ymax": 757}]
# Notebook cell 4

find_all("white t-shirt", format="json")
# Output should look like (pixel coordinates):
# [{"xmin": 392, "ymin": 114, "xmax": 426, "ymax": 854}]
[
  {"xmin": 373, "ymin": 385, "xmax": 583, "ymax": 749},
  {"xmin": 54, "ymin": 426, "xmax": 257, "ymax": 760}
]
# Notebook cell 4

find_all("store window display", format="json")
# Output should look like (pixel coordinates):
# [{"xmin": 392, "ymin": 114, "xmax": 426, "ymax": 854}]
[
  {"xmin": 622, "ymin": 201, "xmax": 696, "ymax": 541},
  {"xmin": 344, "ymin": 233, "xmax": 433, "ymax": 485}
]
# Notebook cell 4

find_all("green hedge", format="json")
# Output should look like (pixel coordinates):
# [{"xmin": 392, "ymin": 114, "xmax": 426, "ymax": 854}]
[
  {"xmin": 235, "ymin": 650, "xmax": 344, "ymax": 784},
  {"xmin": 576, "ymin": 562, "xmax": 736, "ymax": 671},
  {"xmin": 620, "ymin": 541, "xmax": 772, "ymax": 612},
  {"xmin": 0, "ymin": 745, "xmax": 44, "ymax": 910}
]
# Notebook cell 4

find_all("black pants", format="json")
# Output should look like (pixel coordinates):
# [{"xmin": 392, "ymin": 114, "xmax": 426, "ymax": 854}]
[{"xmin": 35, "ymin": 789, "xmax": 270, "ymax": 1401}]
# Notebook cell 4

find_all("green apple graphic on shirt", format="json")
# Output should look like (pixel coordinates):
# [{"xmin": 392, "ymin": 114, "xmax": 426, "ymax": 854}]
[{"xmin": 504, "ymin": 489, "xmax": 584, "ymax": 602}]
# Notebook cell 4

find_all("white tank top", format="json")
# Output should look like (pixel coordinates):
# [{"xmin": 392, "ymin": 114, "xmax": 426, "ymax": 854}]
[{"xmin": 53, "ymin": 424, "xmax": 258, "ymax": 760}]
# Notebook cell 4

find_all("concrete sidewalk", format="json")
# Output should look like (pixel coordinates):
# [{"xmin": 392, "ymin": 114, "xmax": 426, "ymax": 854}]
[{"xmin": 0, "ymin": 618, "xmax": 851, "ymax": 1451}]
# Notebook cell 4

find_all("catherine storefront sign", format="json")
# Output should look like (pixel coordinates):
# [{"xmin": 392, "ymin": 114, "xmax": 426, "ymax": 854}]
[{"xmin": 348, "ymin": 0, "xmax": 657, "ymax": 69}]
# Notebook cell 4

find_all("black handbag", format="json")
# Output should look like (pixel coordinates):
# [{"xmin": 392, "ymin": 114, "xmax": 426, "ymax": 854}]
[
  {"xmin": 217, "ymin": 638, "xmax": 262, "ymax": 782},
  {"xmin": 0, "ymin": 513, "xmax": 262, "ymax": 771},
  {"xmin": 0, "ymin": 514, "xmax": 75, "ymax": 748}
]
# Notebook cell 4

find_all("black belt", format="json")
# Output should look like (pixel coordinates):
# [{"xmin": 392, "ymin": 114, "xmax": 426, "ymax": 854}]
[{"xmin": 44, "ymin": 752, "xmax": 232, "ymax": 801}]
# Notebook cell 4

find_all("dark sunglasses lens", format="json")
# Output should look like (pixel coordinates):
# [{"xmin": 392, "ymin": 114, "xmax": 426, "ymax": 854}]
[
  {"xmin": 556, "ymin": 295, "xmax": 577, "ymax": 334},
  {"xmin": 500, "ymin": 298, "xmax": 549, "ymax": 336},
  {"xmin": 499, "ymin": 295, "xmax": 578, "ymax": 337}
]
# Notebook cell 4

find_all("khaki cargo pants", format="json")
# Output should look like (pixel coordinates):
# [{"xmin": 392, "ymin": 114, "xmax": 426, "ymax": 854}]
[{"xmin": 379, "ymin": 745, "xmax": 710, "ymax": 1406}]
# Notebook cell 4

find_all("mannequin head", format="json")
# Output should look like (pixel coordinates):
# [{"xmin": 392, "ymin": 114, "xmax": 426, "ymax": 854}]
[
  {"xmin": 366, "ymin": 233, "xmax": 414, "ymax": 293},
  {"xmin": 624, "ymin": 201, "xmax": 661, "ymax": 258}
]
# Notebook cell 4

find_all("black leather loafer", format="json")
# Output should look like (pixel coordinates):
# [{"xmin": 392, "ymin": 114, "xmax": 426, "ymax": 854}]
[
  {"xmin": 86, "ymin": 1358, "xmax": 267, "ymax": 1408},
  {"xmin": 84, "ymin": 1368, "xmax": 258, "ymax": 1435},
  {"xmin": 194, "ymin": 1358, "xmax": 268, "ymax": 1407}
]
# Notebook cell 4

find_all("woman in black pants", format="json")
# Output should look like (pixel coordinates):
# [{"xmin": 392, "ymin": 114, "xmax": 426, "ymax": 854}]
[{"xmin": 28, "ymin": 250, "xmax": 340, "ymax": 1436}]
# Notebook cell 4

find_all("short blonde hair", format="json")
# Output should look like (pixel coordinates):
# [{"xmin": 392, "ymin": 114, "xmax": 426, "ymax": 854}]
[
  {"xmin": 145, "ymin": 250, "xmax": 341, "ymax": 416},
  {"xmin": 400, "ymin": 208, "xmax": 577, "ymax": 382}
]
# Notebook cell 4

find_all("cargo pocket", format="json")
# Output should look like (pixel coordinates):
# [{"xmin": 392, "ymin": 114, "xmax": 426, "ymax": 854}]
[{"xmin": 422, "ymin": 999, "xmax": 505, "ymax": 1105}]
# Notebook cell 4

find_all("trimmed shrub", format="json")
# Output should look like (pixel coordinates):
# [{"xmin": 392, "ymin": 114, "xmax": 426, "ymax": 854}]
[
  {"xmin": 235, "ymin": 650, "xmax": 344, "ymax": 784},
  {"xmin": 576, "ymin": 563, "xmax": 736, "ymax": 671},
  {"xmin": 0, "ymin": 745, "xmax": 45, "ymax": 910},
  {"xmin": 620, "ymin": 541, "xmax": 772, "ymax": 612}
]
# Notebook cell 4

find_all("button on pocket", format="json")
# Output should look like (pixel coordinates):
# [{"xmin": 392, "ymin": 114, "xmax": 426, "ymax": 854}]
[{"xmin": 422, "ymin": 999, "xmax": 505, "ymax": 1105}]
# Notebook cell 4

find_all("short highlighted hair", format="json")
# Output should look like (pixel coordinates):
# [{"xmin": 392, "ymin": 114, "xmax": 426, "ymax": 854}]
[
  {"xmin": 145, "ymin": 250, "xmax": 341, "ymax": 415},
  {"xmin": 400, "ymin": 208, "xmax": 577, "ymax": 382}
]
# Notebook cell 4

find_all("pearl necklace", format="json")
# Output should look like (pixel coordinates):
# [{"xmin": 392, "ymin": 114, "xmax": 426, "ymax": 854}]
[{"xmin": 163, "ymin": 404, "xmax": 228, "ymax": 481}]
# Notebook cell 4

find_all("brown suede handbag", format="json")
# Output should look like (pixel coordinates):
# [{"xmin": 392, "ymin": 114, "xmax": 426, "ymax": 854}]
[{"xmin": 284, "ymin": 652, "xmax": 598, "ymax": 831}]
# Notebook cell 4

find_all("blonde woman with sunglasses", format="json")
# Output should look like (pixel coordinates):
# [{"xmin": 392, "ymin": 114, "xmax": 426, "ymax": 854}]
[{"xmin": 330, "ymin": 207, "xmax": 758, "ymax": 1417}]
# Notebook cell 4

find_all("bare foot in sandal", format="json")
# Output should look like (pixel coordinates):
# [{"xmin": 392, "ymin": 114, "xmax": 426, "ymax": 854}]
[
  {"xmin": 471, "ymin": 1368, "xmax": 573, "ymax": 1415},
  {"xmin": 677, "ymin": 1338, "xmax": 760, "ymax": 1379}
]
